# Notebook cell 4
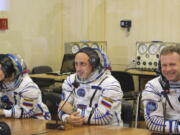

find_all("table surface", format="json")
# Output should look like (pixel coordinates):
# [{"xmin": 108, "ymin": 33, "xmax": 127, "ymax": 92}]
[
  {"xmin": 30, "ymin": 73, "xmax": 68, "ymax": 81},
  {"xmin": 1, "ymin": 119, "xmax": 152, "ymax": 135},
  {"xmin": 127, "ymin": 69, "xmax": 157, "ymax": 76},
  {"xmin": 29, "ymin": 70, "xmax": 157, "ymax": 80}
]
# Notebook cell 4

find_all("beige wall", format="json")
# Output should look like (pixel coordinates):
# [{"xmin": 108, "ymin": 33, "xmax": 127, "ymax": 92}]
[
  {"xmin": 0, "ymin": 0, "xmax": 180, "ymax": 71},
  {"xmin": 0, "ymin": 0, "xmax": 63, "ymax": 70}
]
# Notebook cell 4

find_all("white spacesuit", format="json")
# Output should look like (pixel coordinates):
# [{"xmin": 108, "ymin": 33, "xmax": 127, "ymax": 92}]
[
  {"xmin": 142, "ymin": 76, "xmax": 180, "ymax": 134},
  {"xmin": 58, "ymin": 48, "xmax": 123, "ymax": 126},
  {"xmin": 0, "ymin": 54, "xmax": 51, "ymax": 120},
  {"xmin": 59, "ymin": 69, "xmax": 123, "ymax": 126}
]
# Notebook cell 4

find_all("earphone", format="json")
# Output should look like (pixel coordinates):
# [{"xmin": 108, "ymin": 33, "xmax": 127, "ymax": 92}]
[{"xmin": 93, "ymin": 48, "xmax": 110, "ymax": 69}]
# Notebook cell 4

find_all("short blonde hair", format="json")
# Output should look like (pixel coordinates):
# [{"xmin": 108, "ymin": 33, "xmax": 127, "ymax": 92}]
[{"xmin": 160, "ymin": 45, "xmax": 180, "ymax": 56}]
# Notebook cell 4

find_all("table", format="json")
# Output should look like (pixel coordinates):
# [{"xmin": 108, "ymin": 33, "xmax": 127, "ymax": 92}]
[
  {"xmin": 127, "ymin": 69, "xmax": 157, "ymax": 90},
  {"xmin": 2, "ymin": 119, "xmax": 152, "ymax": 135},
  {"xmin": 30, "ymin": 73, "xmax": 68, "ymax": 82}
]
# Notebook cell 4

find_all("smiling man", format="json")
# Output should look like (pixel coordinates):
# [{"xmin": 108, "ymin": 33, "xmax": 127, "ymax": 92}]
[
  {"xmin": 58, "ymin": 47, "xmax": 123, "ymax": 126},
  {"xmin": 142, "ymin": 46, "xmax": 180, "ymax": 134}
]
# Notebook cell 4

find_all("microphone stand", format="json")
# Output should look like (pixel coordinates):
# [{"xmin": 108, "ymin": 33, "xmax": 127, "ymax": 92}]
[{"xmin": 46, "ymin": 81, "xmax": 79, "ymax": 130}]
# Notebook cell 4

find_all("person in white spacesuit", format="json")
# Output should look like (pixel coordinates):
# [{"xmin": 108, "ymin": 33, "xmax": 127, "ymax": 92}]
[
  {"xmin": 58, "ymin": 47, "xmax": 123, "ymax": 126},
  {"xmin": 142, "ymin": 46, "xmax": 180, "ymax": 134},
  {"xmin": 0, "ymin": 54, "xmax": 51, "ymax": 120}
]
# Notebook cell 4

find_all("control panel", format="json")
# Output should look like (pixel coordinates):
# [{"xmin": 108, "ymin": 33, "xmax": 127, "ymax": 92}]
[
  {"xmin": 64, "ymin": 41, "xmax": 107, "ymax": 54},
  {"xmin": 135, "ymin": 41, "xmax": 179, "ymax": 71}
]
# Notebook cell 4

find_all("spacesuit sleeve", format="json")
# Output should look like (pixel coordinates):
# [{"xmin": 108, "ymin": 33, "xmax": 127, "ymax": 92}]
[
  {"xmin": 142, "ymin": 82, "xmax": 180, "ymax": 134},
  {"xmin": 78, "ymin": 77, "xmax": 123, "ymax": 125},
  {"xmin": 3, "ymin": 84, "xmax": 40, "ymax": 118}
]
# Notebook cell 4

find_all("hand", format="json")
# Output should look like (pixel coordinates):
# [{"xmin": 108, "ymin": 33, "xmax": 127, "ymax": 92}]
[
  {"xmin": 59, "ymin": 101, "xmax": 73, "ymax": 114},
  {"xmin": 0, "ymin": 109, "xmax": 4, "ymax": 118},
  {"xmin": 66, "ymin": 112, "xmax": 84, "ymax": 126}
]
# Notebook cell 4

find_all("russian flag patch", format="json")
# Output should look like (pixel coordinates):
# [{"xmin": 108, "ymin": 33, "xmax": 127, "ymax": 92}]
[
  {"xmin": 101, "ymin": 97, "xmax": 113, "ymax": 109},
  {"xmin": 22, "ymin": 98, "xmax": 34, "ymax": 107}
]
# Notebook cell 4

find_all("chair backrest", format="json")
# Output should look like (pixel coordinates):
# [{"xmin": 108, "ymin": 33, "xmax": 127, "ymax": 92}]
[
  {"xmin": 121, "ymin": 100, "xmax": 133, "ymax": 127},
  {"xmin": 31, "ymin": 66, "xmax": 55, "ymax": 88},
  {"xmin": 111, "ymin": 71, "xmax": 135, "ymax": 92},
  {"xmin": 42, "ymin": 92, "xmax": 61, "ymax": 120},
  {"xmin": 32, "ymin": 66, "xmax": 53, "ymax": 74}
]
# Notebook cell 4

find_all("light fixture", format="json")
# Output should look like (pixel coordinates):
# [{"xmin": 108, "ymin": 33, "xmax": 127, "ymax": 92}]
[{"xmin": 0, "ymin": 0, "xmax": 10, "ymax": 11}]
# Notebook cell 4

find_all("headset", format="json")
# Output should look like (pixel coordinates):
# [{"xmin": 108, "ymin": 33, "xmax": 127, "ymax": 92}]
[
  {"xmin": 74, "ymin": 47, "xmax": 110, "ymax": 71},
  {"xmin": 0, "ymin": 54, "xmax": 27, "ymax": 79},
  {"xmin": 93, "ymin": 48, "xmax": 110, "ymax": 69}
]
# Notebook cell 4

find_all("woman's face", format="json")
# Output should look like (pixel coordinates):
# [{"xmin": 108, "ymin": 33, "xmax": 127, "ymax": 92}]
[{"xmin": 0, "ymin": 64, "xmax": 5, "ymax": 81}]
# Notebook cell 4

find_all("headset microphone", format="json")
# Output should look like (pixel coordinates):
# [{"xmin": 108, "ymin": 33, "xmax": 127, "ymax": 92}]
[
  {"xmin": 46, "ymin": 80, "xmax": 79, "ymax": 130},
  {"xmin": 72, "ymin": 81, "xmax": 80, "ymax": 89}
]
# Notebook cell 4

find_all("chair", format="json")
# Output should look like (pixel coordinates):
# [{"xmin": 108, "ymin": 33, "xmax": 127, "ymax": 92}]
[
  {"xmin": 134, "ymin": 92, "xmax": 145, "ymax": 128},
  {"xmin": 31, "ymin": 66, "xmax": 55, "ymax": 88},
  {"xmin": 42, "ymin": 91, "xmax": 61, "ymax": 120},
  {"xmin": 111, "ymin": 71, "xmax": 138, "ymax": 100},
  {"xmin": 121, "ymin": 100, "xmax": 133, "ymax": 127}
]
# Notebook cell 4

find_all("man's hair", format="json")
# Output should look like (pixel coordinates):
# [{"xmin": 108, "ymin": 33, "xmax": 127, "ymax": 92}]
[{"xmin": 160, "ymin": 45, "xmax": 180, "ymax": 56}]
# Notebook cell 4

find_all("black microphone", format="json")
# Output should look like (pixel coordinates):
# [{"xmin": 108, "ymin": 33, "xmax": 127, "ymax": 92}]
[
  {"xmin": 152, "ymin": 76, "xmax": 171, "ymax": 135},
  {"xmin": 46, "ymin": 81, "xmax": 79, "ymax": 130},
  {"xmin": 0, "ymin": 121, "xmax": 11, "ymax": 135}
]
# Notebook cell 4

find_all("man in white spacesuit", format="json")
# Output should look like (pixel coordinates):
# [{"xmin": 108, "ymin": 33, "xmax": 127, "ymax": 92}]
[
  {"xmin": 58, "ymin": 47, "xmax": 123, "ymax": 126},
  {"xmin": 0, "ymin": 54, "xmax": 51, "ymax": 120},
  {"xmin": 142, "ymin": 46, "xmax": 180, "ymax": 134}
]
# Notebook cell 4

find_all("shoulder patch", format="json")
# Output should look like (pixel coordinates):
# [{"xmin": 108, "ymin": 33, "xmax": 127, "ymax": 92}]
[{"xmin": 146, "ymin": 101, "xmax": 157, "ymax": 114}]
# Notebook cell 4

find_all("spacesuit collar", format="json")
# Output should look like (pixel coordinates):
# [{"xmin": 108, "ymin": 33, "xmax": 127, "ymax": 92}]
[
  {"xmin": 76, "ymin": 68, "xmax": 107, "ymax": 84},
  {"xmin": 0, "ymin": 74, "xmax": 23, "ymax": 92}
]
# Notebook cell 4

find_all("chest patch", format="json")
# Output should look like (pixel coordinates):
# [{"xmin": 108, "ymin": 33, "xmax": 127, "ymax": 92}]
[{"xmin": 77, "ymin": 88, "xmax": 86, "ymax": 97}]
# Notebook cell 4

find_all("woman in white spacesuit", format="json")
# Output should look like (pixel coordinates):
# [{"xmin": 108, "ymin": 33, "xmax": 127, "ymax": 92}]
[
  {"xmin": 58, "ymin": 47, "xmax": 123, "ymax": 126},
  {"xmin": 0, "ymin": 54, "xmax": 51, "ymax": 120},
  {"xmin": 142, "ymin": 46, "xmax": 180, "ymax": 134}
]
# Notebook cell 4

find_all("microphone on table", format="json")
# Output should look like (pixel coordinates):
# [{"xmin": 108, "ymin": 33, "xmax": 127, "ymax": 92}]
[{"xmin": 46, "ymin": 80, "xmax": 79, "ymax": 130}]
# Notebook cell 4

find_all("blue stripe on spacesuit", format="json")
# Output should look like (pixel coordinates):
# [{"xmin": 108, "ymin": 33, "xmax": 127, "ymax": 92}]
[
  {"xmin": 100, "ymin": 112, "xmax": 109, "ymax": 124},
  {"xmin": 175, "ymin": 121, "xmax": 179, "ymax": 133},
  {"xmin": 106, "ymin": 85, "xmax": 121, "ymax": 90},
  {"xmin": 20, "ymin": 82, "xmax": 39, "ymax": 92},
  {"xmin": 169, "ymin": 120, "xmax": 172, "ymax": 133},
  {"xmin": 144, "ymin": 106, "xmax": 178, "ymax": 133},
  {"xmin": 58, "ymin": 111, "xmax": 65, "ymax": 121},
  {"xmin": 91, "ymin": 86, "xmax": 102, "ymax": 90},
  {"xmin": 37, "ymin": 104, "xmax": 43, "ymax": 112},
  {"xmin": 145, "ymin": 83, "xmax": 161, "ymax": 95},
  {"xmin": 94, "ymin": 110, "xmax": 112, "ymax": 119},
  {"xmin": 145, "ymin": 105, "xmax": 165, "ymax": 127},
  {"xmin": 170, "ymin": 86, "xmax": 180, "ymax": 89},
  {"xmin": 64, "ymin": 79, "xmax": 73, "ymax": 89},
  {"xmin": 144, "ymin": 88, "xmax": 161, "ymax": 97},
  {"xmin": 145, "ymin": 114, "xmax": 165, "ymax": 131},
  {"xmin": 143, "ymin": 90, "xmax": 161, "ymax": 97}
]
